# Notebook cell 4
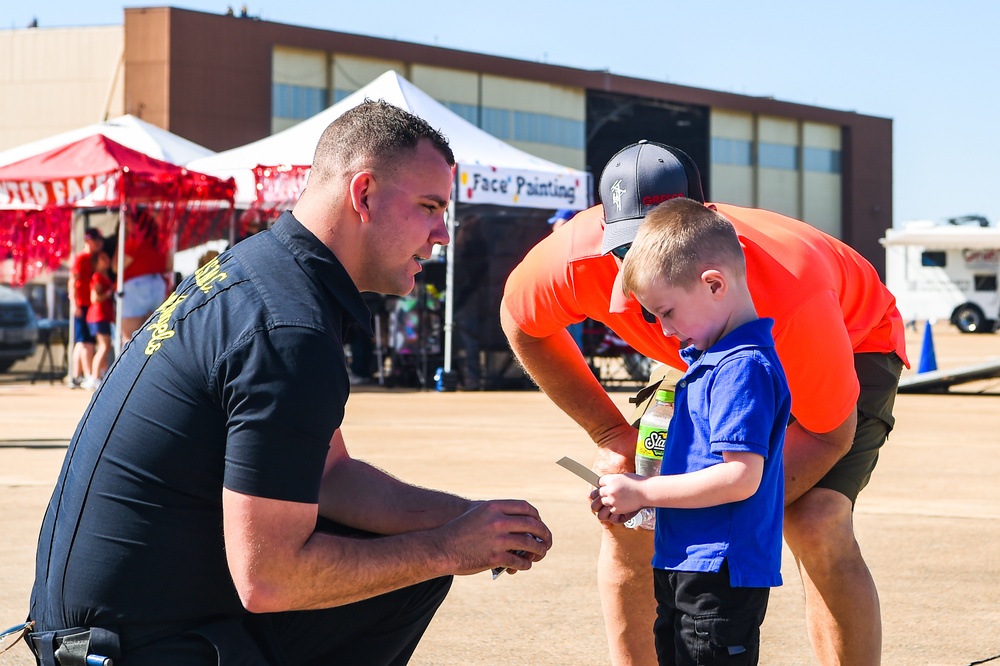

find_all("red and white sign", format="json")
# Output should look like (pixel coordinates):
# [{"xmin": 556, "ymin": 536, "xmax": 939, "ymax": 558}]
[{"xmin": 0, "ymin": 172, "xmax": 119, "ymax": 208}]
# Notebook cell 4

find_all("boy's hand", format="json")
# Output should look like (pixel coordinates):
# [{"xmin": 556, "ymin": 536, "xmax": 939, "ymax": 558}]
[{"xmin": 590, "ymin": 473, "xmax": 645, "ymax": 524}]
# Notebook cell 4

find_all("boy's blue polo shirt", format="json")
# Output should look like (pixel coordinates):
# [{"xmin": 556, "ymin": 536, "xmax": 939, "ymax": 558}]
[
  {"xmin": 651, "ymin": 318, "xmax": 791, "ymax": 588},
  {"xmin": 31, "ymin": 211, "xmax": 373, "ymax": 634}
]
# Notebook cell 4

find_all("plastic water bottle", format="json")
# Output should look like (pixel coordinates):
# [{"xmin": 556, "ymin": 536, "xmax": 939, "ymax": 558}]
[{"xmin": 625, "ymin": 387, "xmax": 674, "ymax": 530}]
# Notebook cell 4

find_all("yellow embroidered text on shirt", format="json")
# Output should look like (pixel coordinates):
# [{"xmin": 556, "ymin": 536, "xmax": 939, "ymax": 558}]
[
  {"xmin": 195, "ymin": 257, "xmax": 228, "ymax": 294},
  {"xmin": 144, "ymin": 292, "xmax": 187, "ymax": 355},
  {"xmin": 144, "ymin": 258, "xmax": 229, "ymax": 356}
]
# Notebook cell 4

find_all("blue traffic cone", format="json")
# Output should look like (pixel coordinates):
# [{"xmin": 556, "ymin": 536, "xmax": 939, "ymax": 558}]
[{"xmin": 917, "ymin": 320, "xmax": 937, "ymax": 373}]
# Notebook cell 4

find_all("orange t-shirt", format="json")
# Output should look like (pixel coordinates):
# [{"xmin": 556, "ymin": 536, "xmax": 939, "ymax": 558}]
[{"xmin": 502, "ymin": 203, "xmax": 909, "ymax": 434}]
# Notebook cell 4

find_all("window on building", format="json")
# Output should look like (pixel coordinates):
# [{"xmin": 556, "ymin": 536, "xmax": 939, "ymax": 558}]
[
  {"xmin": 446, "ymin": 102, "xmax": 478, "ymax": 125},
  {"xmin": 272, "ymin": 83, "xmax": 327, "ymax": 121},
  {"xmin": 758, "ymin": 142, "xmax": 798, "ymax": 170},
  {"xmin": 508, "ymin": 110, "xmax": 584, "ymax": 149},
  {"xmin": 921, "ymin": 251, "xmax": 947, "ymax": 268},
  {"xmin": 711, "ymin": 137, "xmax": 752, "ymax": 166},
  {"xmin": 803, "ymin": 147, "xmax": 842, "ymax": 173},
  {"xmin": 481, "ymin": 107, "xmax": 511, "ymax": 140}
]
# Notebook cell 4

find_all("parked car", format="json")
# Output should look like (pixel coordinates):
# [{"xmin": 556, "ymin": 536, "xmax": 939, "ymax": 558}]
[{"xmin": 0, "ymin": 284, "xmax": 39, "ymax": 372}]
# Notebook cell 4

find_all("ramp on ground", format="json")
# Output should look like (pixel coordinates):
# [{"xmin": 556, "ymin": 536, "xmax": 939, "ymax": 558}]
[{"xmin": 897, "ymin": 358, "xmax": 1000, "ymax": 393}]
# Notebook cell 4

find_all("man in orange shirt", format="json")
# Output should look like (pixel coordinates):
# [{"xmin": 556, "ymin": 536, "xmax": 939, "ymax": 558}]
[{"xmin": 502, "ymin": 141, "xmax": 907, "ymax": 665}]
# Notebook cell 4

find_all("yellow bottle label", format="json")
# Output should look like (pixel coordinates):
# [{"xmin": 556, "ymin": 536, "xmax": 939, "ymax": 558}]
[{"xmin": 636, "ymin": 424, "xmax": 667, "ymax": 460}]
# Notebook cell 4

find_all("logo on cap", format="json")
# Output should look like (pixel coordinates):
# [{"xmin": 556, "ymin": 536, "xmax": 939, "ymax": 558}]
[{"xmin": 609, "ymin": 179, "xmax": 627, "ymax": 213}]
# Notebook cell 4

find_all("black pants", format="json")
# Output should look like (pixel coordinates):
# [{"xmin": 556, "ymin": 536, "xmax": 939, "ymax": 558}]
[
  {"xmin": 653, "ymin": 562, "xmax": 769, "ymax": 666},
  {"xmin": 33, "ymin": 519, "xmax": 452, "ymax": 666},
  {"xmin": 115, "ymin": 575, "xmax": 452, "ymax": 666}
]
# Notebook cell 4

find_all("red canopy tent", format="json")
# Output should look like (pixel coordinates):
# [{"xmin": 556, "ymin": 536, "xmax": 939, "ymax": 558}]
[
  {"xmin": 0, "ymin": 134, "xmax": 235, "ymax": 355},
  {"xmin": 0, "ymin": 134, "xmax": 235, "ymax": 286}
]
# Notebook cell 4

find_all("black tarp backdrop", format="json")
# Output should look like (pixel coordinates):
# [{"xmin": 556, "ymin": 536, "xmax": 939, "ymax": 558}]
[
  {"xmin": 386, "ymin": 204, "xmax": 553, "ymax": 389},
  {"xmin": 586, "ymin": 90, "xmax": 711, "ymax": 204}
]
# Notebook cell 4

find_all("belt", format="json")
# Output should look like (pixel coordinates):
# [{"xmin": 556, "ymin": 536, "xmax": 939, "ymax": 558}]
[{"xmin": 27, "ymin": 627, "xmax": 116, "ymax": 666}]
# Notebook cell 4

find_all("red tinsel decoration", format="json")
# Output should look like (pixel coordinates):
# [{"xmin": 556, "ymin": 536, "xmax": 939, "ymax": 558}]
[
  {"xmin": 0, "ymin": 208, "xmax": 72, "ymax": 285},
  {"xmin": 239, "ymin": 165, "xmax": 310, "ymax": 236},
  {"xmin": 1, "ymin": 165, "xmax": 235, "ymax": 285}
]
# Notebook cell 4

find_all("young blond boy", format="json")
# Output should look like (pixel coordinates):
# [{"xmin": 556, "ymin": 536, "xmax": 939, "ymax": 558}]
[{"xmin": 592, "ymin": 197, "xmax": 791, "ymax": 665}]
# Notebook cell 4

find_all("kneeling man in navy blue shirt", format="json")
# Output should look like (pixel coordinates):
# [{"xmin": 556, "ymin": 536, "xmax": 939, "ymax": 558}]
[{"xmin": 27, "ymin": 100, "xmax": 551, "ymax": 666}]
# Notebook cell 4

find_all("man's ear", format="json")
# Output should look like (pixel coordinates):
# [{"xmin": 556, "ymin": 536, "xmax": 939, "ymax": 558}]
[
  {"xmin": 702, "ymin": 269, "xmax": 727, "ymax": 298},
  {"xmin": 349, "ymin": 172, "xmax": 375, "ymax": 223}
]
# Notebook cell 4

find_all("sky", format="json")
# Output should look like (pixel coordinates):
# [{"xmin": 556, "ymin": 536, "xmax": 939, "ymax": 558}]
[{"xmin": 7, "ymin": 1, "xmax": 1000, "ymax": 228}]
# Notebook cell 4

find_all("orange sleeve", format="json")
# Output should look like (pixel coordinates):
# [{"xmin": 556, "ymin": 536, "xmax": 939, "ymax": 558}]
[
  {"xmin": 502, "ymin": 226, "xmax": 587, "ymax": 338},
  {"xmin": 773, "ymin": 290, "xmax": 860, "ymax": 433}
]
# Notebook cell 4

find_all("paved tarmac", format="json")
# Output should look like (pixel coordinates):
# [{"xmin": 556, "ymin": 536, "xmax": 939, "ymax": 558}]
[{"xmin": 1, "ymin": 322, "xmax": 999, "ymax": 665}]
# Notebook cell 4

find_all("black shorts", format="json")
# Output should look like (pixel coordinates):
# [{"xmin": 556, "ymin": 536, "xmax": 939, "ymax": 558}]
[
  {"xmin": 653, "ymin": 561, "xmax": 769, "ymax": 666},
  {"xmin": 73, "ymin": 315, "xmax": 95, "ymax": 345}
]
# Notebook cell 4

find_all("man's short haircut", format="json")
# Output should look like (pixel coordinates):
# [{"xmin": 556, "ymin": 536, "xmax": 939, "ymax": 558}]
[
  {"xmin": 309, "ymin": 99, "xmax": 455, "ymax": 184},
  {"xmin": 621, "ymin": 198, "xmax": 746, "ymax": 296}
]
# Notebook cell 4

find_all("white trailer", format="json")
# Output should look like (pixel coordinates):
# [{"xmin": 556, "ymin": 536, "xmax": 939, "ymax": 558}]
[{"xmin": 881, "ymin": 222, "xmax": 1000, "ymax": 333}]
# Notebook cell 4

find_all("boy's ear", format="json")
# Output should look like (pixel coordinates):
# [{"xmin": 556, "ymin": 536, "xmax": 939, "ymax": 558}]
[{"xmin": 702, "ymin": 269, "xmax": 727, "ymax": 298}]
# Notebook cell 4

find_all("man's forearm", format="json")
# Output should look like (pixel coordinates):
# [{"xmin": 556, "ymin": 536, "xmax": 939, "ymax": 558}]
[
  {"xmin": 224, "ymin": 491, "xmax": 551, "ymax": 613},
  {"xmin": 224, "ymin": 489, "xmax": 455, "ymax": 612},
  {"xmin": 319, "ymin": 456, "xmax": 472, "ymax": 534}
]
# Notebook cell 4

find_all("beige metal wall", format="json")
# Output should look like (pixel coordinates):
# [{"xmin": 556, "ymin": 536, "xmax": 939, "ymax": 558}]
[
  {"xmin": 710, "ymin": 109, "xmax": 842, "ymax": 237},
  {"xmin": 0, "ymin": 26, "xmax": 124, "ymax": 151},
  {"xmin": 710, "ymin": 109, "xmax": 755, "ymax": 205},
  {"xmin": 479, "ymin": 73, "xmax": 585, "ymax": 169},
  {"xmin": 331, "ymin": 54, "xmax": 406, "ymax": 97},
  {"xmin": 802, "ymin": 121, "xmax": 842, "ymax": 237},
  {"xmin": 268, "ymin": 49, "xmax": 586, "ymax": 170},
  {"xmin": 411, "ymin": 64, "xmax": 478, "ymax": 106},
  {"xmin": 271, "ymin": 47, "xmax": 327, "ymax": 133},
  {"xmin": 757, "ymin": 115, "xmax": 799, "ymax": 218}
]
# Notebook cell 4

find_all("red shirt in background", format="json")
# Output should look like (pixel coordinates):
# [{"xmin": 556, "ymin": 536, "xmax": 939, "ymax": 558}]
[
  {"xmin": 87, "ymin": 272, "xmax": 116, "ymax": 324},
  {"xmin": 123, "ymin": 237, "xmax": 168, "ymax": 282},
  {"xmin": 71, "ymin": 251, "xmax": 94, "ymax": 309}
]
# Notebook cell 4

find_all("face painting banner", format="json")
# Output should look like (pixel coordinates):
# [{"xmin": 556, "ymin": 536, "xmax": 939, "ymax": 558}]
[{"xmin": 457, "ymin": 164, "xmax": 587, "ymax": 210}]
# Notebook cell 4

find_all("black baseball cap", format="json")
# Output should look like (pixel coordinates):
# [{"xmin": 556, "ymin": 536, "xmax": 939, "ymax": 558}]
[{"xmin": 599, "ymin": 140, "xmax": 704, "ymax": 255}]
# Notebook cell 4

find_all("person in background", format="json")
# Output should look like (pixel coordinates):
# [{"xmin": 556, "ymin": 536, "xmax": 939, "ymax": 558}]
[
  {"xmin": 66, "ymin": 228, "xmax": 103, "ymax": 388},
  {"xmin": 118, "ymin": 215, "xmax": 169, "ymax": 343},
  {"xmin": 594, "ymin": 199, "xmax": 790, "ymax": 664},
  {"xmin": 347, "ymin": 292, "xmax": 385, "ymax": 385},
  {"xmin": 27, "ymin": 100, "xmax": 551, "ymax": 666},
  {"xmin": 501, "ymin": 140, "xmax": 906, "ymax": 665},
  {"xmin": 84, "ymin": 250, "xmax": 115, "ymax": 390}
]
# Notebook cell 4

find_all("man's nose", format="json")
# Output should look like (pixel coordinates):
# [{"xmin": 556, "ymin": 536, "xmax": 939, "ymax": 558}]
[{"xmin": 432, "ymin": 214, "xmax": 450, "ymax": 246}]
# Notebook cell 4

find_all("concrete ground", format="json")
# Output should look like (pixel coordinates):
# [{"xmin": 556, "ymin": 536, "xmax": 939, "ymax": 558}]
[{"xmin": 1, "ymin": 321, "xmax": 999, "ymax": 665}]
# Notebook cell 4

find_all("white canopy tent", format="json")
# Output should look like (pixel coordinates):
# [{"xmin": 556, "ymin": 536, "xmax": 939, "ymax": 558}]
[
  {"xmin": 190, "ymin": 70, "xmax": 592, "ymax": 380},
  {"xmin": 0, "ymin": 114, "xmax": 216, "ymax": 168},
  {"xmin": 188, "ymin": 70, "xmax": 590, "ymax": 210}
]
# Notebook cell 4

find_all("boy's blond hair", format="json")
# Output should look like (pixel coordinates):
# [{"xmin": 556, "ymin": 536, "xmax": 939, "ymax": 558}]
[{"xmin": 621, "ymin": 198, "xmax": 746, "ymax": 296}]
